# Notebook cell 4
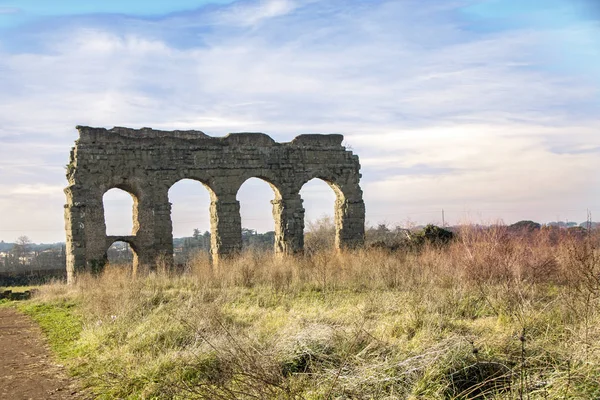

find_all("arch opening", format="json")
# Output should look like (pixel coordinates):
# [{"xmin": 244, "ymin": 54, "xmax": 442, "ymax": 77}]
[
  {"xmin": 236, "ymin": 177, "xmax": 280, "ymax": 252},
  {"xmin": 300, "ymin": 178, "xmax": 340, "ymax": 253},
  {"xmin": 168, "ymin": 179, "xmax": 213, "ymax": 265},
  {"xmin": 106, "ymin": 240, "xmax": 137, "ymax": 267},
  {"xmin": 103, "ymin": 188, "xmax": 137, "ymax": 236}
]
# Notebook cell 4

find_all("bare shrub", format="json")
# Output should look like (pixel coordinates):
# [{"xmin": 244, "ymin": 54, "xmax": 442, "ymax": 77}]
[{"xmin": 304, "ymin": 216, "xmax": 335, "ymax": 254}]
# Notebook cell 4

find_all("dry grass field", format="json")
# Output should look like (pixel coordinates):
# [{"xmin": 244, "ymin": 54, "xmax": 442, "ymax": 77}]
[{"xmin": 16, "ymin": 226, "xmax": 600, "ymax": 399}]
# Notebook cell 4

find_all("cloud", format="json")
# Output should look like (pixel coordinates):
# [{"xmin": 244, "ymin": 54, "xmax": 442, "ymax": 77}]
[
  {"xmin": 216, "ymin": 0, "xmax": 298, "ymax": 27},
  {"xmin": 358, "ymin": 121, "xmax": 600, "ymax": 226},
  {"xmin": 0, "ymin": 7, "xmax": 20, "ymax": 15},
  {"xmin": 1, "ymin": 2, "xmax": 594, "ymax": 135},
  {"xmin": 5, "ymin": 184, "xmax": 65, "ymax": 197},
  {"xmin": 0, "ymin": 1, "xmax": 236, "ymax": 19},
  {"xmin": 0, "ymin": 0, "xmax": 598, "ymax": 240}
]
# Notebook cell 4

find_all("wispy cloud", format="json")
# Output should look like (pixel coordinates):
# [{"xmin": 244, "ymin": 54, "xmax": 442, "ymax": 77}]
[
  {"xmin": 216, "ymin": 0, "xmax": 298, "ymax": 27},
  {"xmin": 0, "ymin": 1, "xmax": 236, "ymax": 18},
  {"xmin": 0, "ymin": 7, "xmax": 20, "ymax": 14},
  {"xmin": 0, "ymin": 0, "xmax": 598, "ymax": 240},
  {"xmin": 7, "ymin": 184, "xmax": 64, "ymax": 197}
]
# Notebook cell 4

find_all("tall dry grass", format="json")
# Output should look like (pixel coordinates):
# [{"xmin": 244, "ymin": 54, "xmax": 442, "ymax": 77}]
[{"xmin": 32, "ymin": 226, "xmax": 600, "ymax": 399}]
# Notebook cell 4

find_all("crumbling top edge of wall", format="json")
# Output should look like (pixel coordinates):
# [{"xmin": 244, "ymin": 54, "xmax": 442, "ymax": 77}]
[
  {"xmin": 75, "ymin": 126, "xmax": 346, "ymax": 149},
  {"xmin": 290, "ymin": 134, "xmax": 344, "ymax": 148},
  {"xmin": 76, "ymin": 125, "xmax": 210, "ymax": 140}
]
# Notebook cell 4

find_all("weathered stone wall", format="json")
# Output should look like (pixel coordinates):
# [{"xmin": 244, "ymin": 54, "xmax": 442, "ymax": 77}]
[{"xmin": 64, "ymin": 126, "xmax": 365, "ymax": 283}]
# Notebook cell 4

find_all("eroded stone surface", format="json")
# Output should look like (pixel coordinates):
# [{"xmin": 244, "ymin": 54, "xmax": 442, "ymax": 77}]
[{"xmin": 64, "ymin": 126, "xmax": 365, "ymax": 282}]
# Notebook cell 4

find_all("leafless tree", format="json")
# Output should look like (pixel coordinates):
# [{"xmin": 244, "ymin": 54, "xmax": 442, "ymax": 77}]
[{"xmin": 13, "ymin": 235, "xmax": 32, "ymax": 266}]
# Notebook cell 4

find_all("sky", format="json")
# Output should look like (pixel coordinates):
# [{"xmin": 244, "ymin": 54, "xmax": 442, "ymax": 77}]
[{"xmin": 0, "ymin": 0, "xmax": 599, "ymax": 243}]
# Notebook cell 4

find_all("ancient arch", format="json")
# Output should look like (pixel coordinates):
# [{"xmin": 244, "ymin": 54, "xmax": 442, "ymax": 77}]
[
  {"xmin": 236, "ymin": 176, "xmax": 281, "ymax": 249},
  {"xmin": 105, "ymin": 238, "xmax": 138, "ymax": 271},
  {"xmin": 64, "ymin": 126, "xmax": 365, "ymax": 283}
]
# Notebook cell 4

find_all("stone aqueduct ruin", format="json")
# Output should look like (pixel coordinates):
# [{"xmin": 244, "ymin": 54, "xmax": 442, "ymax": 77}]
[{"xmin": 64, "ymin": 126, "xmax": 365, "ymax": 282}]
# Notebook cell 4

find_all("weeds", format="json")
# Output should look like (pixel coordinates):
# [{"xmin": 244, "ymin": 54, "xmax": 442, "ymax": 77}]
[{"xmin": 20, "ymin": 226, "xmax": 600, "ymax": 399}]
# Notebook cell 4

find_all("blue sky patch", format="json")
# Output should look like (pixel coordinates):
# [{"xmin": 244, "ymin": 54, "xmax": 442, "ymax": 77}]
[{"xmin": 0, "ymin": 0, "xmax": 237, "ymax": 28}]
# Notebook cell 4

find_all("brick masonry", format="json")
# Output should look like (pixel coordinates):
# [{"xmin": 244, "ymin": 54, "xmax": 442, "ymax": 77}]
[{"xmin": 64, "ymin": 126, "xmax": 365, "ymax": 283}]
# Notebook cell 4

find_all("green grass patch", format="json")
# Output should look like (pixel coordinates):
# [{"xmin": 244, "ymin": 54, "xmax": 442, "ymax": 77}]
[
  {"xmin": 17, "ymin": 300, "xmax": 83, "ymax": 360},
  {"xmin": 1, "ymin": 285, "xmax": 38, "ymax": 292}
]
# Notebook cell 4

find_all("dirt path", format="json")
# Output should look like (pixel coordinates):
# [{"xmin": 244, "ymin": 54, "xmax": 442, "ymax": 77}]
[{"xmin": 0, "ymin": 307, "xmax": 83, "ymax": 399}]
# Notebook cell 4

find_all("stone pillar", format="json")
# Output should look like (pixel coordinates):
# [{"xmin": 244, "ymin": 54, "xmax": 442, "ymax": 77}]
[
  {"xmin": 151, "ymin": 190, "xmax": 174, "ymax": 269},
  {"xmin": 64, "ymin": 186, "xmax": 108, "ymax": 279},
  {"xmin": 272, "ymin": 194, "xmax": 305, "ymax": 254},
  {"xmin": 84, "ymin": 198, "xmax": 110, "ymax": 273},
  {"xmin": 134, "ymin": 188, "xmax": 172, "ymax": 272},
  {"xmin": 210, "ymin": 195, "xmax": 242, "ymax": 262},
  {"xmin": 64, "ymin": 185, "xmax": 86, "ymax": 283},
  {"xmin": 335, "ymin": 197, "xmax": 365, "ymax": 250}
]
